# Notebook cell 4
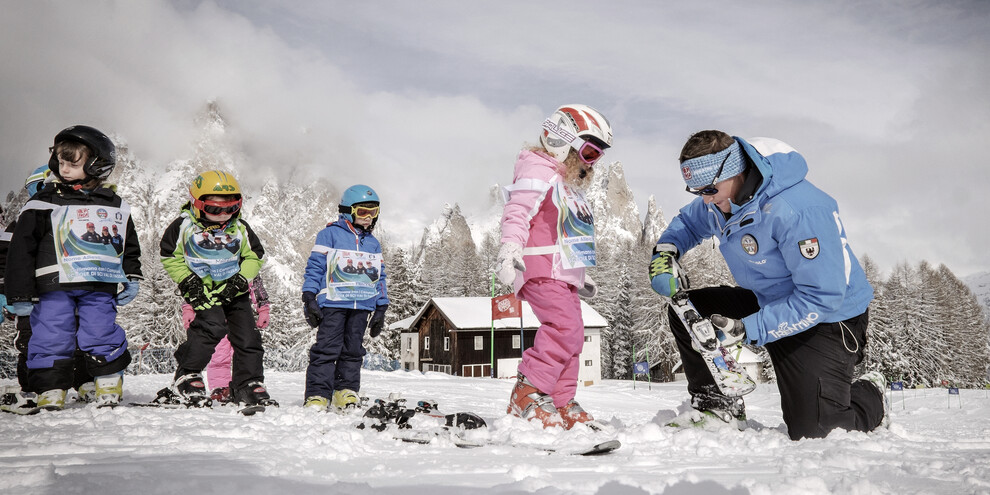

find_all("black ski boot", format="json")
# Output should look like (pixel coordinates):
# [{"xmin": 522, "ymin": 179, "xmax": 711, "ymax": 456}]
[
  {"xmin": 233, "ymin": 382, "xmax": 279, "ymax": 408},
  {"xmin": 171, "ymin": 373, "xmax": 212, "ymax": 407}
]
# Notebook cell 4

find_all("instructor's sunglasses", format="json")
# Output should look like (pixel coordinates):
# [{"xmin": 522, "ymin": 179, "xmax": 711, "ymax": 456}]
[
  {"xmin": 685, "ymin": 151, "xmax": 731, "ymax": 196},
  {"xmin": 198, "ymin": 198, "xmax": 242, "ymax": 215}
]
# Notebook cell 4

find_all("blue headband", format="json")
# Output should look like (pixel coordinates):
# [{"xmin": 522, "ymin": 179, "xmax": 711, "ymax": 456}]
[{"xmin": 680, "ymin": 140, "xmax": 744, "ymax": 189}]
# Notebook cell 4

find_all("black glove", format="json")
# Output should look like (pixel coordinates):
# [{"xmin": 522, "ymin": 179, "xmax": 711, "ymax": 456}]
[
  {"xmin": 214, "ymin": 273, "xmax": 250, "ymax": 306},
  {"xmin": 368, "ymin": 305, "xmax": 388, "ymax": 338},
  {"xmin": 178, "ymin": 274, "xmax": 212, "ymax": 311},
  {"xmin": 301, "ymin": 291, "xmax": 322, "ymax": 328}
]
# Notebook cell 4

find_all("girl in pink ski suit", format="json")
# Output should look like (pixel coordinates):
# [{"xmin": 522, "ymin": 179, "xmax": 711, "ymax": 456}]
[
  {"xmin": 182, "ymin": 276, "xmax": 270, "ymax": 401},
  {"xmin": 497, "ymin": 104, "xmax": 612, "ymax": 429}
]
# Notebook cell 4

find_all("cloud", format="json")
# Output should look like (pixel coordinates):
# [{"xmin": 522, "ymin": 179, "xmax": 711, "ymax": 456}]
[{"xmin": 1, "ymin": 0, "xmax": 988, "ymax": 276}]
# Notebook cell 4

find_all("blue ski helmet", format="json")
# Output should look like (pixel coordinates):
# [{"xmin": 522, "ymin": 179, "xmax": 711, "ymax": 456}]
[
  {"xmin": 25, "ymin": 164, "xmax": 51, "ymax": 197},
  {"xmin": 339, "ymin": 184, "xmax": 380, "ymax": 230}
]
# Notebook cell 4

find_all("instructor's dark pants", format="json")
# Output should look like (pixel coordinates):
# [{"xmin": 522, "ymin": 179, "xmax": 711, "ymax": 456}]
[
  {"xmin": 669, "ymin": 286, "xmax": 884, "ymax": 440},
  {"xmin": 174, "ymin": 293, "xmax": 264, "ymax": 392}
]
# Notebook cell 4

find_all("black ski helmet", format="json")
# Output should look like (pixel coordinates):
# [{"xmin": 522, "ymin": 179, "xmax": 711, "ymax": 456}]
[{"xmin": 48, "ymin": 125, "xmax": 117, "ymax": 181}]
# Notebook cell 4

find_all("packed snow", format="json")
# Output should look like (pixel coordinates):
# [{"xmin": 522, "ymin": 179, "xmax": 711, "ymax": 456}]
[{"xmin": 2, "ymin": 370, "xmax": 989, "ymax": 495}]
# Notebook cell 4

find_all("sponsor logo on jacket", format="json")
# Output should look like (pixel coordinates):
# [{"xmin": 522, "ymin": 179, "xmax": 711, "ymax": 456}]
[{"xmin": 768, "ymin": 312, "xmax": 820, "ymax": 340}]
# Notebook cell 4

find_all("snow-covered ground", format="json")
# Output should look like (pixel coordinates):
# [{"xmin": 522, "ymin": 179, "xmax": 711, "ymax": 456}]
[{"xmin": 2, "ymin": 370, "xmax": 989, "ymax": 495}]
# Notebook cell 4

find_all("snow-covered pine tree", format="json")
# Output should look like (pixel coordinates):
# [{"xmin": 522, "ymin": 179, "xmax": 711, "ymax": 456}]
[{"xmin": 859, "ymin": 255, "xmax": 896, "ymax": 378}]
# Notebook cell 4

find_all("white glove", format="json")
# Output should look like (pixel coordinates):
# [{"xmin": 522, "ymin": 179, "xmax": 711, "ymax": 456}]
[
  {"xmin": 495, "ymin": 243, "xmax": 525, "ymax": 285},
  {"xmin": 578, "ymin": 274, "xmax": 597, "ymax": 298}
]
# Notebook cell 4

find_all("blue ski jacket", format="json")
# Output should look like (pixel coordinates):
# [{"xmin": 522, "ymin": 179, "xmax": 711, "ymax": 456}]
[
  {"xmin": 303, "ymin": 217, "xmax": 389, "ymax": 311},
  {"xmin": 657, "ymin": 137, "xmax": 873, "ymax": 346}
]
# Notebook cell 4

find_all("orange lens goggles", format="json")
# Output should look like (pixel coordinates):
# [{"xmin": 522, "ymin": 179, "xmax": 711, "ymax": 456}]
[{"xmin": 352, "ymin": 205, "xmax": 380, "ymax": 219}]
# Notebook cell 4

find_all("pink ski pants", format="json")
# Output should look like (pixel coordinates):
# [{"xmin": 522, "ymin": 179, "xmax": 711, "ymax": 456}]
[{"xmin": 517, "ymin": 278, "xmax": 585, "ymax": 408}]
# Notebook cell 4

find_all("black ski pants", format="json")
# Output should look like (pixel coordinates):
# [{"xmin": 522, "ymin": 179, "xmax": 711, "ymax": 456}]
[
  {"xmin": 669, "ymin": 286, "xmax": 884, "ymax": 440},
  {"xmin": 174, "ymin": 293, "xmax": 264, "ymax": 392}
]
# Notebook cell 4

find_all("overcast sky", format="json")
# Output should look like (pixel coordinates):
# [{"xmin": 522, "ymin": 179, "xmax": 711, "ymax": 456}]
[{"xmin": 2, "ymin": 1, "xmax": 987, "ymax": 277}]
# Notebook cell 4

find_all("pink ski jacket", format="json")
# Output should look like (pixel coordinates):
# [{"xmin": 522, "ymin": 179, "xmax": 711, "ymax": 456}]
[{"xmin": 500, "ymin": 150, "xmax": 587, "ymax": 295}]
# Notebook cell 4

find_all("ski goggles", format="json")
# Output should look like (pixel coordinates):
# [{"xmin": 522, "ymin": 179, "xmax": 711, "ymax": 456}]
[
  {"xmin": 685, "ymin": 151, "xmax": 731, "ymax": 196},
  {"xmin": 195, "ymin": 197, "xmax": 242, "ymax": 215},
  {"xmin": 542, "ymin": 119, "xmax": 606, "ymax": 165},
  {"xmin": 350, "ymin": 204, "xmax": 380, "ymax": 219}
]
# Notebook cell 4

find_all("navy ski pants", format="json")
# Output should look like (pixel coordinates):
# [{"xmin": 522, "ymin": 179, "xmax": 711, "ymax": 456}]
[
  {"xmin": 304, "ymin": 307, "xmax": 369, "ymax": 399},
  {"xmin": 669, "ymin": 286, "xmax": 884, "ymax": 440}
]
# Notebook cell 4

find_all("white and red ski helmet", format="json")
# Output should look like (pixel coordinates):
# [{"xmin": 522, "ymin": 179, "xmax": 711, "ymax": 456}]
[{"xmin": 540, "ymin": 104, "xmax": 613, "ymax": 162}]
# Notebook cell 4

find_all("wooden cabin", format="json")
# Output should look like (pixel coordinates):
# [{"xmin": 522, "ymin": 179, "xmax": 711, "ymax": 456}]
[{"xmin": 394, "ymin": 297, "xmax": 607, "ymax": 386}]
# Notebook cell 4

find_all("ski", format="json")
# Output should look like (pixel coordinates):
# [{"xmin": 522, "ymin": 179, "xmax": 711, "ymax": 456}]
[
  {"xmin": 542, "ymin": 439, "xmax": 621, "ymax": 456},
  {"xmin": 128, "ymin": 387, "xmax": 268, "ymax": 415},
  {"xmin": 0, "ymin": 391, "xmax": 40, "ymax": 415},
  {"xmin": 358, "ymin": 394, "xmax": 619, "ymax": 455},
  {"xmin": 356, "ymin": 394, "xmax": 487, "ymax": 433},
  {"xmin": 129, "ymin": 400, "xmax": 266, "ymax": 416},
  {"xmin": 669, "ymin": 291, "xmax": 756, "ymax": 397},
  {"xmin": 393, "ymin": 428, "xmax": 620, "ymax": 455}
]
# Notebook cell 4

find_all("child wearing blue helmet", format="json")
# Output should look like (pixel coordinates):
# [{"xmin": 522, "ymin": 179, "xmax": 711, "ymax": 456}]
[{"xmin": 301, "ymin": 185, "xmax": 389, "ymax": 411}]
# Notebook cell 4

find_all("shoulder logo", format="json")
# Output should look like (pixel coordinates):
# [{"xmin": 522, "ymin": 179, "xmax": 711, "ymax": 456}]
[
  {"xmin": 798, "ymin": 238, "xmax": 820, "ymax": 259},
  {"xmin": 741, "ymin": 234, "xmax": 759, "ymax": 255}
]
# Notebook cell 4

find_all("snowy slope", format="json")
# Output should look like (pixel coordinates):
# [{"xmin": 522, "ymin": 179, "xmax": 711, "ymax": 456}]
[{"xmin": 2, "ymin": 371, "xmax": 989, "ymax": 495}]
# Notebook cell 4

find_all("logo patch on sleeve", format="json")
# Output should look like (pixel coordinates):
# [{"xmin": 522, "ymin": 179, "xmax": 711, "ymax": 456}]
[{"xmin": 798, "ymin": 238, "xmax": 820, "ymax": 259}]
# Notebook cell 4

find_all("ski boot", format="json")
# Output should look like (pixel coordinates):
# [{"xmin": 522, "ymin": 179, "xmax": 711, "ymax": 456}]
[
  {"xmin": 507, "ymin": 373, "xmax": 564, "ymax": 429},
  {"xmin": 234, "ymin": 381, "xmax": 278, "ymax": 408},
  {"xmin": 858, "ymin": 370, "xmax": 890, "ymax": 428},
  {"xmin": 1, "ymin": 389, "xmax": 39, "ymax": 415},
  {"xmin": 557, "ymin": 399, "xmax": 596, "ymax": 430},
  {"xmin": 304, "ymin": 396, "xmax": 330, "ymax": 411},
  {"xmin": 76, "ymin": 381, "xmax": 97, "ymax": 403},
  {"xmin": 36, "ymin": 389, "xmax": 67, "ymax": 411},
  {"xmin": 667, "ymin": 390, "xmax": 747, "ymax": 430},
  {"xmin": 331, "ymin": 389, "xmax": 360, "ymax": 412},
  {"xmin": 210, "ymin": 386, "xmax": 232, "ymax": 404},
  {"xmin": 171, "ymin": 373, "xmax": 211, "ymax": 407},
  {"xmin": 94, "ymin": 371, "xmax": 124, "ymax": 407}
]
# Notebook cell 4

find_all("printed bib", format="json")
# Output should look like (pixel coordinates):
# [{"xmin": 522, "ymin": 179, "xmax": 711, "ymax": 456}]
[
  {"xmin": 323, "ymin": 248, "xmax": 382, "ymax": 301},
  {"xmin": 52, "ymin": 204, "xmax": 129, "ymax": 283},
  {"xmin": 179, "ymin": 218, "xmax": 243, "ymax": 282},
  {"xmin": 552, "ymin": 180, "xmax": 596, "ymax": 269}
]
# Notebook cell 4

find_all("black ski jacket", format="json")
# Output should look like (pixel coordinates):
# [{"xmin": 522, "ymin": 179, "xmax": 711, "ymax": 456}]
[{"xmin": 5, "ymin": 182, "xmax": 142, "ymax": 302}]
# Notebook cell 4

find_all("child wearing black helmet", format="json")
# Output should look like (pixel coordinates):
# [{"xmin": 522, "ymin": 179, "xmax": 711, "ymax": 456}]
[
  {"xmin": 5, "ymin": 125, "xmax": 143, "ymax": 410},
  {"xmin": 301, "ymin": 184, "xmax": 389, "ymax": 411}
]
